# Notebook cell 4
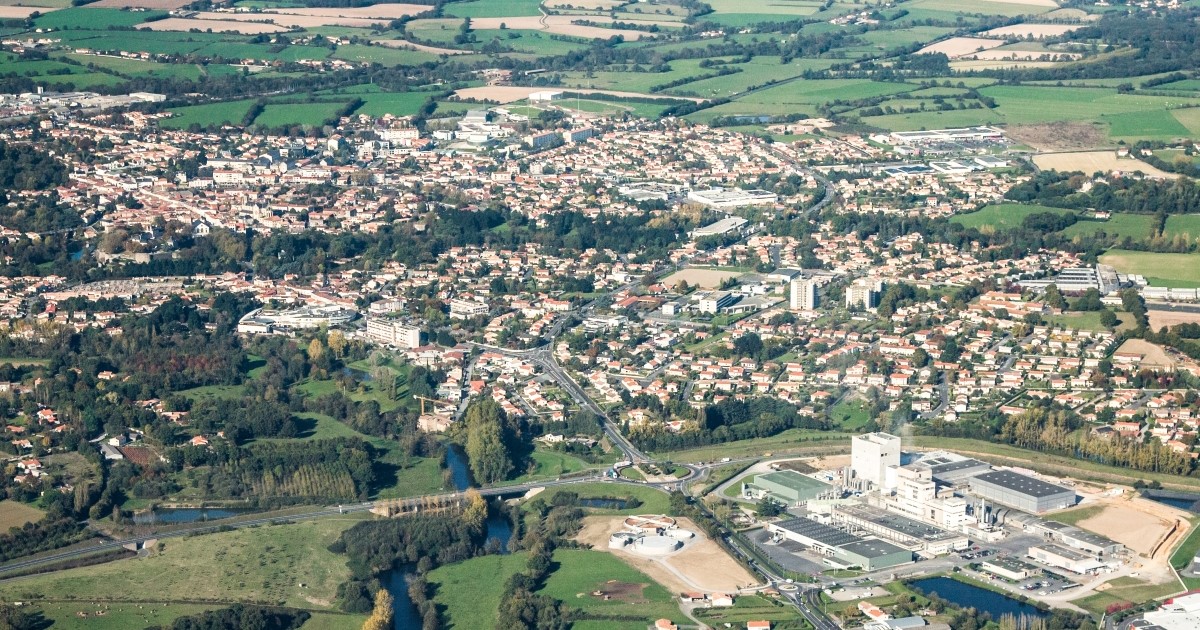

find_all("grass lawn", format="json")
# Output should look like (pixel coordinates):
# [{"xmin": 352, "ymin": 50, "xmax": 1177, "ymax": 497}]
[
  {"xmin": 36, "ymin": 7, "xmax": 165, "ymax": 29},
  {"xmin": 29, "ymin": 602, "xmax": 221, "ymax": 630},
  {"xmin": 1044, "ymin": 311, "xmax": 1111, "ymax": 332},
  {"xmin": 1075, "ymin": 577, "xmax": 1181, "ymax": 615},
  {"xmin": 354, "ymin": 90, "xmax": 434, "ymax": 118},
  {"xmin": 529, "ymin": 482, "xmax": 671, "ymax": 514},
  {"xmin": 0, "ymin": 500, "xmax": 46, "ymax": 530},
  {"xmin": 0, "ymin": 516, "xmax": 366, "ymax": 609},
  {"xmin": 0, "ymin": 357, "xmax": 49, "ymax": 366},
  {"xmin": 505, "ymin": 448, "xmax": 596, "ymax": 484},
  {"xmin": 538, "ymin": 549, "xmax": 680, "ymax": 623},
  {"xmin": 443, "ymin": 0, "xmax": 542, "ymax": 17},
  {"xmin": 373, "ymin": 454, "xmax": 448, "ymax": 499},
  {"xmin": 829, "ymin": 399, "xmax": 872, "ymax": 431},
  {"xmin": 253, "ymin": 102, "xmax": 346, "ymax": 128},
  {"xmin": 1171, "ymin": 518, "xmax": 1200, "ymax": 575},
  {"xmin": 1045, "ymin": 504, "xmax": 1104, "ymax": 526},
  {"xmin": 723, "ymin": 474, "xmax": 752, "ymax": 498},
  {"xmin": 952, "ymin": 203, "xmax": 1072, "ymax": 231},
  {"xmin": 178, "ymin": 383, "xmax": 246, "ymax": 400},
  {"xmin": 428, "ymin": 552, "xmax": 529, "ymax": 630},
  {"xmin": 694, "ymin": 593, "xmax": 799, "ymax": 624},
  {"xmin": 1165, "ymin": 214, "xmax": 1200, "ymax": 241},
  {"xmin": 1100, "ymin": 249, "xmax": 1200, "ymax": 288},
  {"xmin": 253, "ymin": 412, "xmax": 363, "ymax": 442}
]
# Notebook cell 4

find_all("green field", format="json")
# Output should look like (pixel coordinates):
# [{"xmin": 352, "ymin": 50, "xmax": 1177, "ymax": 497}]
[
  {"xmin": 1100, "ymin": 249, "xmax": 1200, "ymax": 288},
  {"xmin": 951, "ymin": 203, "xmax": 1072, "ymax": 231},
  {"xmin": 428, "ymin": 552, "xmax": 530, "ymax": 630},
  {"xmin": 528, "ymin": 482, "xmax": 672, "ymax": 514},
  {"xmin": 537, "ymin": 549, "xmax": 680, "ymax": 623},
  {"xmin": 1103, "ymin": 109, "xmax": 1192, "ymax": 139},
  {"xmin": 0, "ymin": 499, "xmax": 45, "ymax": 530},
  {"xmin": 655, "ymin": 428, "xmax": 852, "ymax": 462},
  {"xmin": 161, "ymin": 100, "xmax": 257, "ymax": 129},
  {"xmin": 1165, "ymin": 214, "xmax": 1200, "ymax": 241},
  {"xmin": 36, "ymin": 7, "xmax": 165, "ymax": 29},
  {"xmin": 253, "ymin": 102, "xmax": 346, "ymax": 128},
  {"xmin": 829, "ymin": 399, "xmax": 872, "ymax": 431},
  {"xmin": 444, "ymin": 0, "xmax": 543, "ymax": 17},
  {"xmin": 0, "ymin": 517, "xmax": 365, "ymax": 609},
  {"xmin": 332, "ymin": 44, "xmax": 440, "ymax": 66},
  {"xmin": 1060, "ymin": 213, "xmax": 1156, "ymax": 240},
  {"xmin": 506, "ymin": 448, "xmax": 595, "ymax": 484}
]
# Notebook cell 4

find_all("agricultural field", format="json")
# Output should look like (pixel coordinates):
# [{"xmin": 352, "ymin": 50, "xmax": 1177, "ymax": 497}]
[
  {"xmin": 36, "ymin": 7, "xmax": 164, "ymax": 29},
  {"xmin": 428, "ymin": 552, "xmax": 531, "ymax": 630},
  {"xmin": 253, "ymin": 101, "xmax": 347, "ymax": 128},
  {"xmin": 1165, "ymin": 215, "xmax": 1200, "ymax": 241},
  {"xmin": 0, "ymin": 499, "xmax": 45, "ymax": 530},
  {"xmin": 1099, "ymin": 249, "xmax": 1200, "ymax": 288},
  {"xmin": 0, "ymin": 517, "xmax": 366, "ymax": 609},
  {"xmin": 1060, "ymin": 213, "xmax": 1156, "ymax": 240}
]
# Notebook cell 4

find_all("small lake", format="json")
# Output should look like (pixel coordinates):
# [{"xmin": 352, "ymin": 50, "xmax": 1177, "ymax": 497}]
[
  {"xmin": 1143, "ymin": 490, "xmax": 1200, "ymax": 513},
  {"xmin": 131, "ymin": 507, "xmax": 244, "ymax": 525},
  {"xmin": 910, "ymin": 577, "xmax": 1046, "ymax": 621},
  {"xmin": 579, "ymin": 497, "xmax": 629, "ymax": 509}
]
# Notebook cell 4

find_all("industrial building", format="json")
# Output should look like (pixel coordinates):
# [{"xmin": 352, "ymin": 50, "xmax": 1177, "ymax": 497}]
[
  {"xmin": 742, "ymin": 470, "xmax": 834, "ymax": 506},
  {"xmin": 908, "ymin": 454, "xmax": 991, "ymax": 485},
  {"xmin": 1028, "ymin": 521, "xmax": 1123, "ymax": 557},
  {"xmin": 449, "ymin": 298, "xmax": 489, "ymax": 319},
  {"xmin": 686, "ymin": 187, "xmax": 777, "ymax": 209},
  {"xmin": 888, "ymin": 126, "xmax": 1004, "ymax": 144},
  {"xmin": 1027, "ymin": 543, "xmax": 1105, "ymax": 574},
  {"xmin": 789, "ymin": 277, "xmax": 818, "ymax": 311},
  {"xmin": 851, "ymin": 432, "xmax": 901, "ymax": 490},
  {"xmin": 768, "ymin": 517, "xmax": 912, "ymax": 570},
  {"xmin": 831, "ymin": 504, "xmax": 969, "ymax": 554},
  {"xmin": 967, "ymin": 470, "xmax": 1076, "ymax": 514},
  {"xmin": 364, "ymin": 317, "xmax": 422, "ymax": 349},
  {"xmin": 1018, "ymin": 265, "xmax": 1120, "ymax": 294},
  {"xmin": 691, "ymin": 216, "xmax": 749, "ymax": 238}
]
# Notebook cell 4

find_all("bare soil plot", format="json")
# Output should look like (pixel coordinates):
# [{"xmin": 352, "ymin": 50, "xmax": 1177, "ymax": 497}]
[
  {"xmin": 372, "ymin": 38, "xmax": 467, "ymax": 55},
  {"xmin": 0, "ymin": 499, "xmax": 45, "ymax": 530},
  {"xmin": 963, "ymin": 48, "xmax": 1081, "ymax": 61},
  {"xmin": 139, "ymin": 17, "xmax": 290, "ymax": 33},
  {"xmin": 575, "ymin": 516, "xmax": 756, "ymax": 593},
  {"xmin": 662, "ymin": 268, "xmax": 743, "ymax": 289},
  {"xmin": 1033, "ymin": 151, "xmax": 1176, "ymax": 178},
  {"xmin": 453, "ymin": 85, "xmax": 703, "ymax": 103},
  {"xmin": 89, "ymin": 0, "xmax": 189, "ymax": 7},
  {"xmin": 1148, "ymin": 309, "xmax": 1200, "ymax": 331},
  {"xmin": 1076, "ymin": 498, "xmax": 1183, "ymax": 557},
  {"xmin": 1114, "ymin": 338, "xmax": 1176, "ymax": 369},
  {"xmin": 981, "ymin": 23, "xmax": 1082, "ymax": 38},
  {"xmin": 269, "ymin": 3, "xmax": 429, "ymax": 18},
  {"xmin": 1006, "ymin": 122, "xmax": 1106, "ymax": 151},
  {"xmin": 918, "ymin": 37, "xmax": 1004, "ymax": 58},
  {"xmin": 0, "ymin": 4, "xmax": 57, "ymax": 15}
]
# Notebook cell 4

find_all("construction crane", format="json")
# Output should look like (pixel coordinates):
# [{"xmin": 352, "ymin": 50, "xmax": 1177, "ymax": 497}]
[{"xmin": 414, "ymin": 395, "xmax": 456, "ymax": 415}]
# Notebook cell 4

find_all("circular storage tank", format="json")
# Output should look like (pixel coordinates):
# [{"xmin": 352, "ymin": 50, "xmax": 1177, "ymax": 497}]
[
  {"xmin": 608, "ymin": 532, "xmax": 635, "ymax": 549},
  {"xmin": 623, "ymin": 514, "xmax": 676, "ymax": 531},
  {"xmin": 665, "ymin": 528, "xmax": 694, "ymax": 540},
  {"xmin": 631, "ymin": 535, "xmax": 682, "ymax": 556}
]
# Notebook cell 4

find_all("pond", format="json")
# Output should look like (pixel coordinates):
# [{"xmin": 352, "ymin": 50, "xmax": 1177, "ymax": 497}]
[
  {"xmin": 578, "ymin": 497, "xmax": 629, "ymax": 510},
  {"xmin": 909, "ymin": 577, "xmax": 1046, "ymax": 621},
  {"xmin": 1143, "ymin": 490, "xmax": 1200, "ymax": 513},
  {"xmin": 131, "ymin": 507, "xmax": 245, "ymax": 525}
]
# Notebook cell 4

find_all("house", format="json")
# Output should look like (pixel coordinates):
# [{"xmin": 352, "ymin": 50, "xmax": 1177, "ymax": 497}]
[
  {"xmin": 654, "ymin": 620, "xmax": 678, "ymax": 630},
  {"xmin": 190, "ymin": 435, "xmax": 210, "ymax": 447},
  {"xmin": 679, "ymin": 592, "xmax": 704, "ymax": 603},
  {"xmin": 747, "ymin": 622, "xmax": 771, "ymax": 630},
  {"xmin": 711, "ymin": 593, "xmax": 734, "ymax": 607}
]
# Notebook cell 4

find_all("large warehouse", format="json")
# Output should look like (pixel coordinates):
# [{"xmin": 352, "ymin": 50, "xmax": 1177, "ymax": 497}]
[
  {"xmin": 767, "ymin": 517, "xmax": 912, "ymax": 570},
  {"xmin": 967, "ymin": 470, "xmax": 1075, "ymax": 514},
  {"xmin": 743, "ymin": 470, "xmax": 833, "ymax": 506}
]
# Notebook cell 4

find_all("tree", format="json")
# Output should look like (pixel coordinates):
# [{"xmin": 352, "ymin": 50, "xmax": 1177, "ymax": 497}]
[
  {"xmin": 464, "ymin": 399, "xmax": 515, "ymax": 484},
  {"xmin": 756, "ymin": 496, "xmax": 784, "ymax": 517},
  {"xmin": 327, "ymin": 330, "xmax": 347, "ymax": 357},
  {"xmin": 1099, "ymin": 309, "xmax": 1118, "ymax": 327},
  {"xmin": 362, "ymin": 589, "xmax": 394, "ymax": 630}
]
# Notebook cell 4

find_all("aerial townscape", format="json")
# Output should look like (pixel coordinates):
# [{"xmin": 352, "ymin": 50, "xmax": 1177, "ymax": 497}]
[{"xmin": 4, "ymin": 0, "xmax": 1200, "ymax": 629}]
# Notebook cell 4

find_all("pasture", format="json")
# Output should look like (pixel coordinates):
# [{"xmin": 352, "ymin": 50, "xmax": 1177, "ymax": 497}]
[
  {"xmin": 537, "ymin": 549, "xmax": 680, "ymax": 622},
  {"xmin": 951, "ymin": 203, "xmax": 1071, "ymax": 230},
  {"xmin": 254, "ymin": 102, "xmax": 346, "ymax": 128},
  {"xmin": 36, "ymin": 7, "xmax": 162, "ymax": 29},
  {"xmin": 160, "ymin": 100, "xmax": 257, "ymax": 129},
  {"xmin": 0, "ymin": 517, "xmax": 365, "ymax": 609},
  {"xmin": 353, "ymin": 90, "xmax": 433, "ymax": 118},
  {"xmin": 428, "ymin": 553, "xmax": 531, "ymax": 630},
  {"xmin": 1060, "ymin": 213, "xmax": 1156, "ymax": 240},
  {"xmin": 1165, "ymin": 215, "xmax": 1200, "ymax": 241}
]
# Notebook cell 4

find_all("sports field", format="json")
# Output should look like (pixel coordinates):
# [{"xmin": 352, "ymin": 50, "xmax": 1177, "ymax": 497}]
[{"xmin": 1100, "ymin": 249, "xmax": 1200, "ymax": 288}]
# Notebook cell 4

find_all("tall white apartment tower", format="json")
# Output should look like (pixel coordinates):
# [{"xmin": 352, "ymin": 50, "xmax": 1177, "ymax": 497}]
[
  {"xmin": 851, "ymin": 432, "xmax": 901, "ymax": 489},
  {"xmin": 790, "ymin": 278, "xmax": 818, "ymax": 311}
]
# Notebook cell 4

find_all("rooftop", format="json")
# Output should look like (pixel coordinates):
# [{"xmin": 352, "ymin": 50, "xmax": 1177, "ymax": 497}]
[{"xmin": 972, "ymin": 470, "xmax": 1073, "ymax": 499}]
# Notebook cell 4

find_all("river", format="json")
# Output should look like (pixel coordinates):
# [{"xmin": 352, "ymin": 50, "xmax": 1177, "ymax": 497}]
[
  {"xmin": 909, "ymin": 577, "xmax": 1046, "ymax": 621},
  {"xmin": 384, "ymin": 444, "xmax": 512, "ymax": 628}
]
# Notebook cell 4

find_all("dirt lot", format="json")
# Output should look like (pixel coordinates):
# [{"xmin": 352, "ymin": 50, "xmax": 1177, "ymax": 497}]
[
  {"xmin": 1006, "ymin": 122, "xmax": 1107, "ymax": 151},
  {"xmin": 1115, "ymin": 338, "xmax": 1176, "ymax": 369},
  {"xmin": 981, "ymin": 23, "xmax": 1082, "ymax": 38},
  {"xmin": 1075, "ymin": 497, "xmax": 1186, "ymax": 558},
  {"xmin": 917, "ymin": 37, "xmax": 1004, "ymax": 58},
  {"xmin": 1148, "ymin": 309, "xmax": 1200, "ymax": 331},
  {"xmin": 662, "ymin": 268, "xmax": 743, "ymax": 290},
  {"xmin": 139, "ymin": 17, "xmax": 290, "ymax": 33},
  {"xmin": 0, "ymin": 4, "xmax": 57, "ymax": 15},
  {"xmin": 1033, "ymin": 151, "xmax": 1176, "ymax": 178},
  {"xmin": 575, "ymin": 516, "xmax": 757, "ymax": 593},
  {"xmin": 454, "ymin": 85, "xmax": 704, "ymax": 104}
]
